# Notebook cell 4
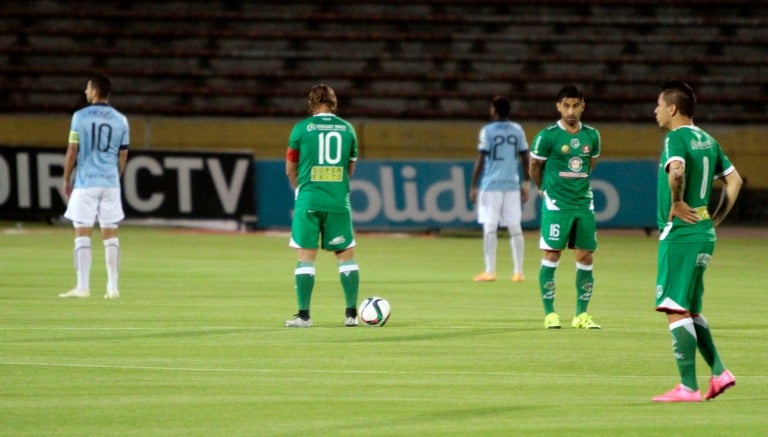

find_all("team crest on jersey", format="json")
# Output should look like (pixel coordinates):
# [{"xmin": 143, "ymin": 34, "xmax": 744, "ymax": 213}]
[
  {"xmin": 582, "ymin": 145, "xmax": 590, "ymax": 154},
  {"xmin": 561, "ymin": 145, "xmax": 570, "ymax": 154},
  {"xmin": 568, "ymin": 157, "xmax": 582, "ymax": 172},
  {"xmin": 306, "ymin": 123, "xmax": 317, "ymax": 131}
]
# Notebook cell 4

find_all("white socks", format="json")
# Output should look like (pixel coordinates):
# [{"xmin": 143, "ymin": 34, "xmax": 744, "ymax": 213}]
[
  {"xmin": 482, "ymin": 223, "xmax": 498, "ymax": 274},
  {"xmin": 484, "ymin": 223, "xmax": 525, "ymax": 275},
  {"xmin": 74, "ymin": 237, "xmax": 91, "ymax": 291},
  {"xmin": 509, "ymin": 225, "xmax": 524, "ymax": 275},
  {"xmin": 73, "ymin": 236, "xmax": 120, "ymax": 292},
  {"xmin": 104, "ymin": 238, "xmax": 120, "ymax": 292}
]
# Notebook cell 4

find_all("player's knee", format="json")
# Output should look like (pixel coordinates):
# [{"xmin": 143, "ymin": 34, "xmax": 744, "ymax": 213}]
[{"xmin": 576, "ymin": 251, "xmax": 593, "ymax": 265}]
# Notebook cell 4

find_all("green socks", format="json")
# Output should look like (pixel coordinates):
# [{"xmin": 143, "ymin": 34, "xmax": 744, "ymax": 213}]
[
  {"xmin": 294, "ymin": 260, "xmax": 360, "ymax": 320},
  {"xmin": 295, "ymin": 262, "xmax": 315, "ymax": 313},
  {"xmin": 575, "ymin": 263, "xmax": 594, "ymax": 315},
  {"xmin": 338, "ymin": 260, "xmax": 359, "ymax": 310},
  {"xmin": 693, "ymin": 315, "xmax": 726, "ymax": 376},
  {"xmin": 669, "ymin": 318, "xmax": 699, "ymax": 390},
  {"xmin": 539, "ymin": 261, "xmax": 596, "ymax": 317},
  {"xmin": 539, "ymin": 260, "xmax": 557, "ymax": 314}
]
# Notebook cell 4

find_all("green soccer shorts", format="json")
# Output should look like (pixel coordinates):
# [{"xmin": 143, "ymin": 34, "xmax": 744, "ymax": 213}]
[
  {"xmin": 538, "ymin": 209, "xmax": 597, "ymax": 251},
  {"xmin": 290, "ymin": 208, "xmax": 356, "ymax": 251},
  {"xmin": 655, "ymin": 240, "xmax": 715, "ymax": 314}
]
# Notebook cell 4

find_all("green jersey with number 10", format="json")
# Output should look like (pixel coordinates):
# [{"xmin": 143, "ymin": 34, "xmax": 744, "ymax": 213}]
[
  {"xmin": 289, "ymin": 113, "xmax": 358, "ymax": 213},
  {"xmin": 530, "ymin": 121, "xmax": 601, "ymax": 211},
  {"xmin": 657, "ymin": 125, "xmax": 734, "ymax": 242}
]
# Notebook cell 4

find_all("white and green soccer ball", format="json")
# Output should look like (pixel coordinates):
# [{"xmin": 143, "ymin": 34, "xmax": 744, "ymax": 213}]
[{"xmin": 358, "ymin": 297, "xmax": 391, "ymax": 327}]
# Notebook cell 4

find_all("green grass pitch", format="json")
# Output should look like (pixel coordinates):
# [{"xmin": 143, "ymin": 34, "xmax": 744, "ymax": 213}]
[{"xmin": 1, "ymin": 223, "xmax": 766, "ymax": 436}]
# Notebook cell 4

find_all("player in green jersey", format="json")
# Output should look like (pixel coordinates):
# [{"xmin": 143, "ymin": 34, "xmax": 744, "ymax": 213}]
[
  {"xmin": 529, "ymin": 85, "xmax": 601, "ymax": 330},
  {"xmin": 651, "ymin": 81, "xmax": 742, "ymax": 402},
  {"xmin": 284, "ymin": 84, "xmax": 361, "ymax": 328}
]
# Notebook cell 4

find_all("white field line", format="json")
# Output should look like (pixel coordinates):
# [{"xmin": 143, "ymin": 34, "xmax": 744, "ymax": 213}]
[{"xmin": 0, "ymin": 361, "xmax": 766, "ymax": 380}]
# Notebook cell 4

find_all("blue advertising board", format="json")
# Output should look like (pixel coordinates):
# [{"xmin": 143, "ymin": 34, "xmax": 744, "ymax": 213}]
[{"xmin": 254, "ymin": 159, "xmax": 657, "ymax": 229}]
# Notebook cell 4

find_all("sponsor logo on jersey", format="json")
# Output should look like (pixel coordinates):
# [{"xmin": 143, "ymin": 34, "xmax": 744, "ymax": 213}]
[
  {"xmin": 690, "ymin": 138, "xmax": 714, "ymax": 150},
  {"xmin": 690, "ymin": 130, "xmax": 714, "ymax": 150},
  {"xmin": 568, "ymin": 157, "xmax": 583, "ymax": 172},
  {"xmin": 307, "ymin": 123, "xmax": 317, "ymax": 131}
]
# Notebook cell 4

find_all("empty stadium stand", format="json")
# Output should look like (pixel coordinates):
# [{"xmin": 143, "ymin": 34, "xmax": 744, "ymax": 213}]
[{"xmin": 0, "ymin": 0, "xmax": 766, "ymax": 122}]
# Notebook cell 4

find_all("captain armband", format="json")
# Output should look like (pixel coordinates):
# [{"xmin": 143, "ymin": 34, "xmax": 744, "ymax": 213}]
[{"xmin": 286, "ymin": 148, "xmax": 299, "ymax": 163}]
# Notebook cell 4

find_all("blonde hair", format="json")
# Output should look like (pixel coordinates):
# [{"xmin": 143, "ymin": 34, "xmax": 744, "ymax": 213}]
[{"xmin": 307, "ymin": 84, "xmax": 338, "ymax": 114}]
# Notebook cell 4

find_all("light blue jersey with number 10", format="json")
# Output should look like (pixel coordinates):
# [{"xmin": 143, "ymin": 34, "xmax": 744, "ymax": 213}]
[{"xmin": 69, "ymin": 103, "xmax": 130, "ymax": 189}]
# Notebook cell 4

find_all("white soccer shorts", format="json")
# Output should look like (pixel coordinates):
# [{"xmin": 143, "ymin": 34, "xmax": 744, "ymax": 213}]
[
  {"xmin": 64, "ymin": 187, "xmax": 125, "ymax": 227},
  {"xmin": 476, "ymin": 190, "xmax": 522, "ymax": 227}
]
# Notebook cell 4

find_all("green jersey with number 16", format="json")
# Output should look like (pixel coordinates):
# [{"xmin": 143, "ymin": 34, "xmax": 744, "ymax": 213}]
[
  {"xmin": 657, "ymin": 125, "xmax": 734, "ymax": 242},
  {"xmin": 289, "ymin": 113, "xmax": 358, "ymax": 213},
  {"xmin": 530, "ymin": 121, "xmax": 601, "ymax": 211}
]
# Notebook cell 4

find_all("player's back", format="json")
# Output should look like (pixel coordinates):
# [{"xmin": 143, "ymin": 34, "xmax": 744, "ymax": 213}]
[
  {"xmin": 657, "ymin": 125, "xmax": 732, "ymax": 241},
  {"xmin": 675, "ymin": 127, "xmax": 725, "ymax": 209},
  {"xmin": 71, "ymin": 103, "xmax": 129, "ymax": 189},
  {"xmin": 479, "ymin": 120, "xmax": 527, "ymax": 191},
  {"xmin": 289, "ymin": 113, "xmax": 358, "ymax": 212}
]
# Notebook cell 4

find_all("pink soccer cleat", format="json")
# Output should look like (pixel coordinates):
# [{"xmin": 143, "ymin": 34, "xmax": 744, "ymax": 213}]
[
  {"xmin": 652, "ymin": 384, "xmax": 701, "ymax": 402},
  {"xmin": 704, "ymin": 370, "xmax": 735, "ymax": 401}
]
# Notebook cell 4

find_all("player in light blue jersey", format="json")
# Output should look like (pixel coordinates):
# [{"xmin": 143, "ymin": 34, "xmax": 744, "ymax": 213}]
[
  {"xmin": 59, "ymin": 74, "xmax": 129, "ymax": 300},
  {"xmin": 469, "ymin": 96, "xmax": 530, "ymax": 283}
]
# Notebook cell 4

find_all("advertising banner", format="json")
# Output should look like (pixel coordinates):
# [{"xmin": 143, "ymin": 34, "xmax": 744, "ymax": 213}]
[
  {"xmin": 0, "ymin": 146, "xmax": 255, "ymax": 221},
  {"xmin": 255, "ymin": 159, "xmax": 657, "ymax": 229}
]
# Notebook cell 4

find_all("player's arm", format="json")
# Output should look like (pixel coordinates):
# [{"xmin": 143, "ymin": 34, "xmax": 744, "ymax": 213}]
[
  {"xmin": 519, "ymin": 150, "xmax": 531, "ymax": 202},
  {"xmin": 348, "ymin": 158, "xmax": 356, "ymax": 178},
  {"xmin": 62, "ymin": 141, "xmax": 78, "ymax": 200},
  {"xmin": 118, "ymin": 148, "xmax": 128, "ymax": 176},
  {"xmin": 285, "ymin": 148, "xmax": 299, "ymax": 190},
  {"xmin": 469, "ymin": 152, "xmax": 486, "ymax": 204},
  {"xmin": 589, "ymin": 156, "xmax": 598, "ymax": 172},
  {"xmin": 529, "ymin": 157, "xmax": 545, "ymax": 197},
  {"xmin": 711, "ymin": 169, "xmax": 743, "ymax": 227},
  {"xmin": 666, "ymin": 159, "xmax": 699, "ymax": 224}
]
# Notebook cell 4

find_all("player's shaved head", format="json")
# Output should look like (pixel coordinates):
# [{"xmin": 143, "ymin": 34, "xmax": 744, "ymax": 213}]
[
  {"xmin": 660, "ymin": 81, "xmax": 696, "ymax": 118},
  {"xmin": 89, "ymin": 73, "xmax": 112, "ymax": 99}
]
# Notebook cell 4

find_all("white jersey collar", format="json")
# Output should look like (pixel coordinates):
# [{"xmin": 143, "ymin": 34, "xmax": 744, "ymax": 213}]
[{"xmin": 557, "ymin": 120, "xmax": 582, "ymax": 132}]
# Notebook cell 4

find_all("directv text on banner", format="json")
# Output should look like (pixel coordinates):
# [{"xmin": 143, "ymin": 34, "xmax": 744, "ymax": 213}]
[{"xmin": 0, "ymin": 146, "xmax": 255, "ymax": 221}]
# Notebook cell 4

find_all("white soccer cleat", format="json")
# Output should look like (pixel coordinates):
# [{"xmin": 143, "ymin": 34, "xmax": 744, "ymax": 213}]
[
  {"xmin": 104, "ymin": 290, "xmax": 120, "ymax": 300},
  {"xmin": 59, "ymin": 289, "xmax": 90, "ymax": 298},
  {"xmin": 284, "ymin": 316, "xmax": 312, "ymax": 328},
  {"xmin": 345, "ymin": 316, "xmax": 359, "ymax": 327}
]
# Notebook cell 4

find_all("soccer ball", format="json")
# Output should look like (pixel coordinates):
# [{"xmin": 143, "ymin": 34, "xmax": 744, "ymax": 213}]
[{"xmin": 358, "ymin": 297, "xmax": 391, "ymax": 326}]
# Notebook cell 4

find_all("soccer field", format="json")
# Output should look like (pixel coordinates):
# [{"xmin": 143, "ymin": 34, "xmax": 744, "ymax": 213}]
[{"xmin": 1, "ymin": 224, "xmax": 766, "ymax": 436}]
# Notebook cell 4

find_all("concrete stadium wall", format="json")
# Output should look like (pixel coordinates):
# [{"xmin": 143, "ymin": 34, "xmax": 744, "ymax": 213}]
[{"xmin": 1, "ymin": 114, "xmax": 765, "ymax": 188}]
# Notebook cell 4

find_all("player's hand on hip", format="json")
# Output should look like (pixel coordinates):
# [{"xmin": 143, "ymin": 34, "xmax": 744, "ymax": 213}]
[{"xmin": 669, "ymin": 201, "xmax": 699, "ymax": 224}]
